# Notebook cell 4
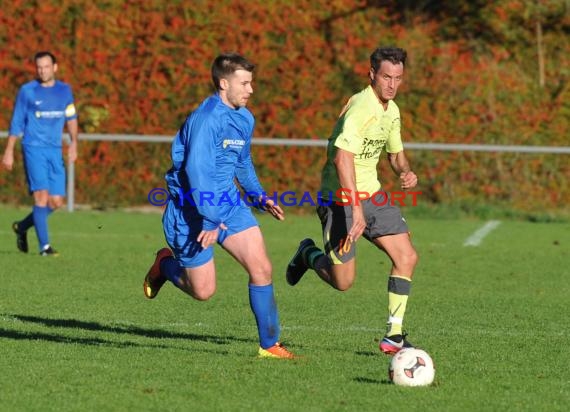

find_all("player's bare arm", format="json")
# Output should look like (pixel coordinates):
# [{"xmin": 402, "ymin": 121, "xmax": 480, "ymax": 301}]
[
  {"xmin": 66, "ymin": 118, "xmax": 79, "ymax": 163},
  {"xmin": 387, "ymin": 151, "xmax": 417, "ymax": 190},
  {"xmin": 2, "ymin": 136, "xmax": 18, "ymax": 171},
  {"xmin": 334, "ymin": 148, "xmax": 366, "ymax": 242}
]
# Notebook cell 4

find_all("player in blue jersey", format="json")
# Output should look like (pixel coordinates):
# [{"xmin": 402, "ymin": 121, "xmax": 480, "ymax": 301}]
[
  {"xmin": 2, "ymin": 51, "xmax": 79, "ymax": 256},
  {"xmin": 143, "ymin": 53, "xmax": 296, "ymax": 359}
]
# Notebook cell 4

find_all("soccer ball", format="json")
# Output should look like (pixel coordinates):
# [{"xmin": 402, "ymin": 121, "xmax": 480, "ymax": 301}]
[{"xmin": 389, "ymin": 348, "xmax": 435, "ymax": 387}]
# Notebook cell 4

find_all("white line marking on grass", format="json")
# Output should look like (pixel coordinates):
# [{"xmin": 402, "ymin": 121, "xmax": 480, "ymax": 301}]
[
  {"xmin": 463, "ymin": 220, "xmax": 501, "ymax": 246},
  {"xmin": 56, "ymin": 231, "xmax": 149, "ymax": 238},
  {"xmin": 0, "ymin": 230, "xmax": 152, "ymax": 239},
  {"xmin": 282, "ymin": 325, "xmax": 383, "ymax": 333}
]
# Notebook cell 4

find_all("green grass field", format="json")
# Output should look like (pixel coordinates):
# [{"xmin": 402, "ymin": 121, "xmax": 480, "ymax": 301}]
[{"xmin": 1, "ymin": 205, "xmax": 569, "ymax": 411}]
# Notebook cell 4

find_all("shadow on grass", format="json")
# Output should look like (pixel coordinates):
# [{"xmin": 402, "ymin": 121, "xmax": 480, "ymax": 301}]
[
  {"xmin": 0, "ymin": 250, "xmax": 27, "ymax": 255},
  {"xmin": 2, "ymin": 313, "xmax": 256, "ymax": 346},
  {"xmin": 0, "ymin": 326, "xmax": 199, "ymax": 351},
  {"xmin": 353, "ymin": 376, "xmax": 392, "ymax": 385},
  {"xmin": 354, "ymin": 351, "xmax": 377, "ymax": 357},
  {"xmin": 0, "ymin": 326, "xmax": 237, "ymax": 356}
]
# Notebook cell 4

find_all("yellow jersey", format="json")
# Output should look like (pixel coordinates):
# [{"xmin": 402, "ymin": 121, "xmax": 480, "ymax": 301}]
[{"xmin": 320, "ymin": 85, "xmax": 404, "ymax": 201}]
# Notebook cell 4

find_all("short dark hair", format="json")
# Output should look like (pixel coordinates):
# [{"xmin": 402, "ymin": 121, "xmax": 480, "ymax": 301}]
[
  {"xmin": 211, "ymin": 53, "xmax": 255, "ymax": 90},
  {"xmin": 34, "ymin": 51, "xmax": 57, "ymax": 64},
  {"xmin": 370, "ymin": 47, "xmax": 407, "ymax": 73}
]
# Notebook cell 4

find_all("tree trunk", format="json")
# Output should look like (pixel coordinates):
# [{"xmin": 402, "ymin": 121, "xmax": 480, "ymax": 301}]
[{"xmin": 536, "ymin": 19, "xmax": 545, "ymax": 88}]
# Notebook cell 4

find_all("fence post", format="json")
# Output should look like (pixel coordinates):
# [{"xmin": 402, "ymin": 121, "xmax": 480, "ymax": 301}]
[{"xmin": 67, "ymin": 158, "xmax": 74, "ymax": 212}]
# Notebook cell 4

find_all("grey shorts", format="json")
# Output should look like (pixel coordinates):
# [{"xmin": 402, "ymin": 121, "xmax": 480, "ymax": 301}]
[{"xmin": 316, "ymin": 191, "xmax": 409, "ymax": 264}]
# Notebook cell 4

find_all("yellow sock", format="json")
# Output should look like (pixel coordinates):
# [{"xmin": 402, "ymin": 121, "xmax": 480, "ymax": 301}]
[{"xmin": 386, "ymin": 276, "xmax": 411, "ymax": 336}]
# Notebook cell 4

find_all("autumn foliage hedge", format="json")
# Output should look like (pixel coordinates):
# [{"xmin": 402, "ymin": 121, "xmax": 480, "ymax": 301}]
[{"xmin": 1, "ymin": 1, "xmax": 568, "ymax": 214}]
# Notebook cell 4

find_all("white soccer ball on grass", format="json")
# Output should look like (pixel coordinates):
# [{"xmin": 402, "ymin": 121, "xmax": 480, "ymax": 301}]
[{"xmin": 389, "ymin": 348, "xmax": 435, "ymax": 387}]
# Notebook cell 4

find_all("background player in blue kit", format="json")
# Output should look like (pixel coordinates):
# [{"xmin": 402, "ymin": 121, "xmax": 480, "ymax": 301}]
[
  {"xmin": 2, "ymin": 51, "xmax": 79, "ymax": 256},
  {"xmin": 143, "ymin": 53, "xmax": 296, "ymax": 359}
]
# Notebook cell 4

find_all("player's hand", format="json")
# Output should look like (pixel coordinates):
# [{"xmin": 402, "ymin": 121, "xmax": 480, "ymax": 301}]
[
  {"xmin": 197, "ymin": 223, "xmax": 227, "ymax": 249},
  {"xmin": 400, "ymin": 171, "xmax": 418, "ymax": 190},
  {"xmin": 348, "ymin": 206, "xmax": 366, "ymax": 242},
  {"xmin": 262, "ymin": 197, "xmax": 284, "ymax": 221},
  {"xmin": 2, "ymin": 151, "xmax": 14, "ymax": 171},
  {"xmin": 68, "ymin": 142, "xmax": 78, "ymax": 163}
]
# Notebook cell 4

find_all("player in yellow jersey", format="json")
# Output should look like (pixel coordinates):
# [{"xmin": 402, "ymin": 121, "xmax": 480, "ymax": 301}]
[{"xmin": 286, "ymin": 47, "xmax": 419, "ymax": 355}]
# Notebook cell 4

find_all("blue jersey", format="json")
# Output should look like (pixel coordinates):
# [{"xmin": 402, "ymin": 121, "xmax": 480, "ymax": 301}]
[
  {"xmin": 9, "ymin": 79, "xmax": 77, "ymax": 148},
  {"xmin": 165, "ymin": 93, "xmax": 264, "ymax": 230}
]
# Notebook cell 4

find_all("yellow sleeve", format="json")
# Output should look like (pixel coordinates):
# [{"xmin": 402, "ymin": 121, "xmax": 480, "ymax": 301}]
[
  {"xmin": 333, "ymin": 102, "xmax": 365, "ymax": 155},
  {"xmin": 385, "ymin": 110, "xmax": 404, "ymax": 154}
]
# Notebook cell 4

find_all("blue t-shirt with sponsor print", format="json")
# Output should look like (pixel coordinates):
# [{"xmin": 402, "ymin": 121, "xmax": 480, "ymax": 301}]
[
  {"xmin": 165, "ymin": 93, "xmax": 264, "ymax": 230},
  {"xmin": 9, "ymin": 79, "xmax": 77, "ymax": 148}
]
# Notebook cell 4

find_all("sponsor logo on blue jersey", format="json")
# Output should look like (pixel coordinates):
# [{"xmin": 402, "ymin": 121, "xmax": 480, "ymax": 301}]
[
  {"xmin": 223, "ymin": 139, "xmax": 245, "ymax": 149},
  {"xmin": 35, "ymin": 110, "xmax": 66, "ymax": 119}
]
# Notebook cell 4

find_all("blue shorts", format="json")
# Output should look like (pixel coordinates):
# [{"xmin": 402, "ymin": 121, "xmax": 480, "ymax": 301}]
[
  {"xmin": 22, "ymin": 145, "xmax": 66, "ymax": 195},
  {"xmin": 162, "ymin": 200, "xmax": 258, "ymax": 268}
]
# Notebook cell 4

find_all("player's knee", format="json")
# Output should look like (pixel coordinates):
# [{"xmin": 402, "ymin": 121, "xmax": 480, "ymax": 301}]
[
  {"xmin": 185, "ymin": 279, "xmax": 216, "ymax": 301},
  {"xmin": 249, "ymin": 261, "xmax": 273, "ymax": 284},
  {"xmin": 408, "ymin": 249, "xmax": 419, "ymax": 267},
  {"xmin": 333, "ymin": 279, "xmax": 354, "ymax": 292},
  {"xmin": 190, "ymin": 286, "xmax": 216, "ymax": 301},
  {"xmin": 396, "ymin": 249, "xmax": 419, "ymax": 272},
  {"xmin": 331, "ymin": 269, "xmax": 356, "ymax": 291},
  {"xmin": 48, "ymin": 197, "xmax": 64, "ymax": 209},
  {"xmin": 260, "ymin": 260, "xmax": 272, "ymax": 277},
  {"xmin": 33, "ymin": 190, "xmax": 49, "ymax": 206}
]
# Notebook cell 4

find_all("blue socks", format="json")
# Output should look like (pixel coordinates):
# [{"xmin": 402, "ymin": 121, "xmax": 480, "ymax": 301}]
[
  {"xmin": 249, "ymin": 284, "xmax": 280, "ymax": 349},
  {"xmin": 32, "ymin": 206, "xmax": 50, "ymax": 251},
  {"xmin": 19, "ymin": 207, "xmax": 53, "ymax": 233},
  {"xmin": 19, "ymin": 212, "xmax": 35, "ymax": 232},
  {"xmin": 158, "ymin": 260, "xmax": 281, "ymax": 349},
  {"xmin": 160, "ymin": 257, "xmax": 183, "ymax": 287}
]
